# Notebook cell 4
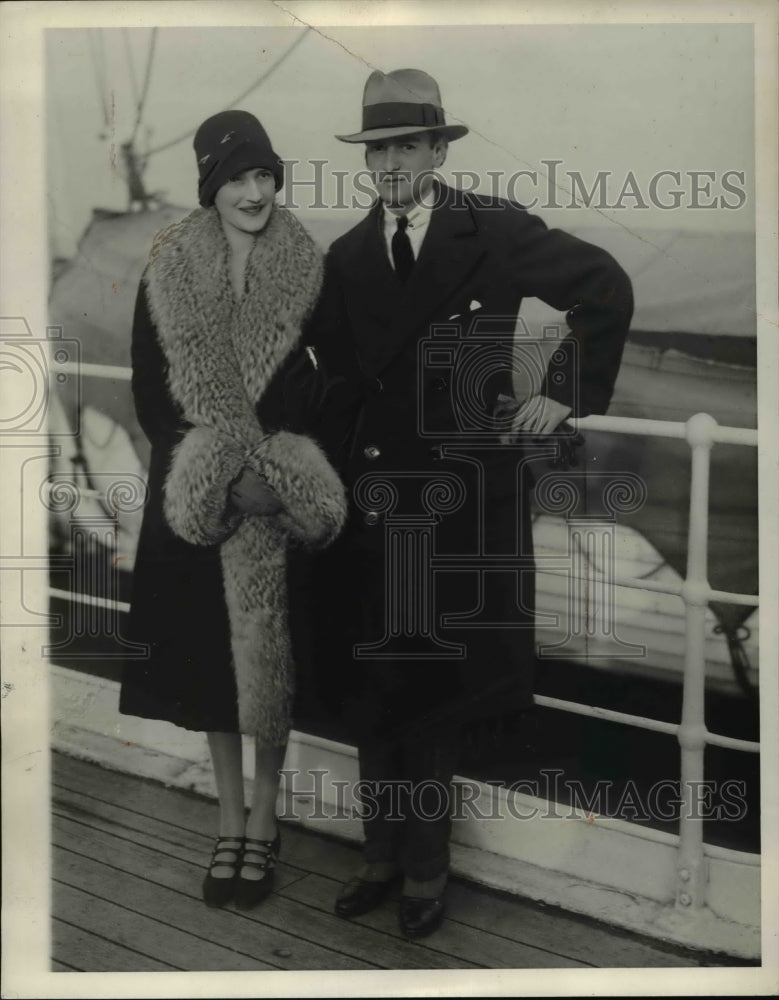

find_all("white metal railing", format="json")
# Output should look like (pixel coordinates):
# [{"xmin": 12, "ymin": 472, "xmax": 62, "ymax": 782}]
[
  {"xmin": 539, "ymin": 565, "xmax": 759, "ymax": 608},
  {"xmin": 49, "ymin": 362, "xmax": 760, "ymax": 913},
  {"xmin": 66, "ymin": 361, "xmax": 133, "ymax": 381},
  {"xmin": 575, "ymin": 409, "xmax": 759, "ymax": 909}
]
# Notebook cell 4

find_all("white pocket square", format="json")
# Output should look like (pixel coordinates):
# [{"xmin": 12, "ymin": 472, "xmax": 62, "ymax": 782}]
[{"xmin": 469, "ymin": 299, "xmax": 482, "ymax": 311}]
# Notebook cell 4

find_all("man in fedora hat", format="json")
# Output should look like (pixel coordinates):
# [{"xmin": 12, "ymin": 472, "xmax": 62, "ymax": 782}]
[{"xmin": 296, "ymin": 68, "xmax": 633, "ymax": 939}]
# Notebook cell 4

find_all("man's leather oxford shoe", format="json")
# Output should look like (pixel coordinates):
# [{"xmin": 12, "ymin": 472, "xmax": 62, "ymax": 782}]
[
  {"xmin": 399, "ymin": 895, "xmax": 445, "ymax": 939},
  {"xmin": 334, "ymin": 877, "xmax": 397, "ymax": 918}
]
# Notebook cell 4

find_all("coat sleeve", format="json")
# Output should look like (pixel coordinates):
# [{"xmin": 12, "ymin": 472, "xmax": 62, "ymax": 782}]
[
  {"xmin": 507, "ymin": 209, "xmax": 634, "ymax": 417},
  {"xmin": 130, "ymin": 278, "xmax": 192, "ymax": 447},
  {"xmin": 131, "ymin": 277, "xmax": 244, "ymax": 546},
  {"xmin": 293, "ymin": 249, "xmax": 367, "ymax": 467}
]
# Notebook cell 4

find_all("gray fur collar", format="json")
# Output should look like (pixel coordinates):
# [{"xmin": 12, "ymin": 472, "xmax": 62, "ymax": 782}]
[
  {"xmin": 145, "ymin": 204, "xmax": 323, "ymax": 439},
  {"xmin": 139, "ymin": 206, "xmax": 345, "ymax": 741}
]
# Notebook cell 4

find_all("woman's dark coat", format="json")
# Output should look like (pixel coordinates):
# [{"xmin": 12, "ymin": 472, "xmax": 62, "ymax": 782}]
[{"xmin": 120, "ymin": 206, "xmax": 346, "ymax": 740}]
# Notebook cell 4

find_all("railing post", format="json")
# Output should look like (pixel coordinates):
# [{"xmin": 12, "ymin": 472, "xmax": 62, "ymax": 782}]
[{"xmin": 675, "ymin": 412, "xmax": 717, "ymax": 910}]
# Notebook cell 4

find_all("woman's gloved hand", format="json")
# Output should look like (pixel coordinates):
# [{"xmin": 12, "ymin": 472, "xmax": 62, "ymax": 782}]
[{"xmin": 229, "ymin": 468, "xmax": 283, "ymax": 516}]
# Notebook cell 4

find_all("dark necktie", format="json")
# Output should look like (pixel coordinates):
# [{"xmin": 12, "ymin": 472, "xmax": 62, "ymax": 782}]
[{"xmin": 391, "ymin": 215, "xmax": 415, "ymax": 283}]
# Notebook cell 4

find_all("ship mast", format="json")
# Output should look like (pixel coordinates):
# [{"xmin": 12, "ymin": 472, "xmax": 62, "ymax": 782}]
[
  {"xmin": 89, "ymin": 27, "xmax": 158, "ymax": 211},
  {"xmin": 120, "ymin": 140, "xmax": 152, "ymax": 211}
]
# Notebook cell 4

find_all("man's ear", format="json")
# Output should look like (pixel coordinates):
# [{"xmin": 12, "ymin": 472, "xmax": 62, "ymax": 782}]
[{"xmin": 432, "ymin": 137, "xmax": 449, "ymax": 168}]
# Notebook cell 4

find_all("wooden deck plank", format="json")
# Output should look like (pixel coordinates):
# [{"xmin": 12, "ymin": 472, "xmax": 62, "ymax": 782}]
[
  {"xmin": 54, "ymin": 815, "xmax": 465, "ymax": 970},
  {"xmin": 55, "ymin": 788, "xmax": 564, "ymax": 970},
  {"xmin": 279, "ymin": 871, "xmax": 586, "ymax": 969},
  {"xmin": 53, "ymin": 753, "xmax": 226, "ymax": 834},
  {"xmin": 282, "ymin": 838, "xmax": 700, "ymax": 967},
  {"xmin": 443, "ymin": 880, "xmax": 701, "ymax": 968},
  {"xmin": 55, "ymin": 754, "xmax": 377, "ymax": 891},
  {"xmin": 53, "ymin": 880, "xmax": 271, "ymax": 972},
  {"xmin": 54, "ymin": 796, "xmax": 480, "ymax": 970},
  {"xmin": 50, "ymin": 752, "xmax": 709, "ymax": 969},
  {"xmin": 256, "ymin": 826, "xmax": 701, "ymax": 967},
  {"xmin": 53, "ymin": 830, "xmax": 375, "ymax": 971},
  {"xmin": 52, "ymin": 785, "xmax": 304, "ymax": 893},
  {"xmin": 52, "ymin": 916, "xmax": 177, "ymax": 972},
  {"xmin": 52, "ymin": 777, "xmax": 217, "ymax": 853},
  {"xmin": 53, "ymin": 758, "xmax": 370, "ymax": 907},
  {"xmin": 51, "ymin": 960, "xmax": 78, "ymax": 972}
]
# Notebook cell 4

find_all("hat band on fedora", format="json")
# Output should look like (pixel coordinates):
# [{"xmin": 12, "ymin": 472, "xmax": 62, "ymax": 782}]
[{"xmin": 362, "ymin": 101, "xmax": 445, "ymax": 132}]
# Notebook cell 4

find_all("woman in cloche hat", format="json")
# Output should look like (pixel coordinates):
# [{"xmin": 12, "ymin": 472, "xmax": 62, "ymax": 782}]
[{"xmin": 119, "ymin": 109, "xmax": 347, "ymax": 910}]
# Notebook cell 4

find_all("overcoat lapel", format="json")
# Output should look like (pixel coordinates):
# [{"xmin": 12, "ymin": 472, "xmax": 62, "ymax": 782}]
[
  {"xmin": 341, "ymin": 203, "xmax": 396, "ymax": 329},
  {"xmin": 344, "ymin": 185, "xmax": 486, "ymax": 378}
]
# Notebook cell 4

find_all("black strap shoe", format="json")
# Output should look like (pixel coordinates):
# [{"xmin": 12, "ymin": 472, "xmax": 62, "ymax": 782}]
[
  {"xmin": 334, "ymin": 876, "xmax": 398, "ymax": 918},
  {"xmin": 234, "ymin": 832, "xmax": 280, "ymax": 910},
  {"xmin": 399, "ymin": 896, "xmax": 445, "ymax": 939},
  {"xmin": 202, "ymin": 836, "xmax": 244, "ymax": 908}
]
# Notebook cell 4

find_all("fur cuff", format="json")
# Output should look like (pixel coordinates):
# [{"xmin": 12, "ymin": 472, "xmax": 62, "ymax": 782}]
[
  {"xmin": 249, "ymin": 431, "xmax": 347, "ymax": 549},
  {"xmin": 164, "ymin": 426, "xmax": 244, "ymax": 545}
]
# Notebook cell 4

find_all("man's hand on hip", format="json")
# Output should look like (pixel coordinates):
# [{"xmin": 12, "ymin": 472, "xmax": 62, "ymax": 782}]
[{"xmin": 500, "ymin": 395, "xmax": 573, "ymax": 443}]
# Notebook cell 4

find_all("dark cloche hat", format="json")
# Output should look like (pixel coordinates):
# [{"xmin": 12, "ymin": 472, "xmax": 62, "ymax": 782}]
[{"xmin": 193, "ymin": 109, "xmax": 284, "ymax": 207}]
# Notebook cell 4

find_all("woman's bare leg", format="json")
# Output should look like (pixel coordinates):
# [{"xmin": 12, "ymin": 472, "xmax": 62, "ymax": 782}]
[
  {"xmin": 241, "ymin": 741, "xmax": 287, "ymax": 880},
  {"xmin": 207, "ymin": 731, "xmax": 246, "ymax": 838}
]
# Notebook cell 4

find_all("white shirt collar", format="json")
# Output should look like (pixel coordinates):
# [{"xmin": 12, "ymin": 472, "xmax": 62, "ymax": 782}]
[{"xmin": 383, "ymin": 188, "xmax": 437, "ymax": 231}]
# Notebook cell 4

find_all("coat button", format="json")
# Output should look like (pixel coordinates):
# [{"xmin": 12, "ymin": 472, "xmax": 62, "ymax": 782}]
[
  {"xmin": 363, "ymin": 445, "xmax": 380, "ymax": 460},
  {"xmin": 364, "ymin": 511, "xmax": 380, "ymax": 526}
]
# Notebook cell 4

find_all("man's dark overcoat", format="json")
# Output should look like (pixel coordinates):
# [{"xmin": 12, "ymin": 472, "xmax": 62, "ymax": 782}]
[{"xmin": 294, "ymin": 184, "xmax": 633, "ymax": 741}]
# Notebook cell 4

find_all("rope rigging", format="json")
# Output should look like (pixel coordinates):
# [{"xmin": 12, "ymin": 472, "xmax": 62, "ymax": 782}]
[
  {"xmin": 130, "ymin": 27, "xmax": 158, "ymax": 146},
  {"xmin": 88, "ymin": 26, "xmax": 158, "ymax": 198},
  {"xmin": 144, "ymin": 27, "xmax": 310, "ymax": 158},
  {"xmin": 88, "ymin": 25, "xmax": 309, "ymax": 206},
  {"xmin": 122, "ymin": 29, "xmax": 141, "ymax": 114},
  {"xmin": 87, "ymin": 29, "xmax": 111, "ymax": 130}
]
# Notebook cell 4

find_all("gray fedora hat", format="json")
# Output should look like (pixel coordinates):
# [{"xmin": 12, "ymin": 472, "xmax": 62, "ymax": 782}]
[{"xmin": 336, "ymin": 68, "xmax": 469, "ymax": 143}]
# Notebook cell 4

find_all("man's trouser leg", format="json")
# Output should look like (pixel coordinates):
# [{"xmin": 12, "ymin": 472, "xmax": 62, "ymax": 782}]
[
  {"xmin": 398, "ymin": 722, "xmax": 460, "ymax": 882},
  {"xmin": 357, "ymin": 735, "xmax": 404, "ymax": 869}
]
